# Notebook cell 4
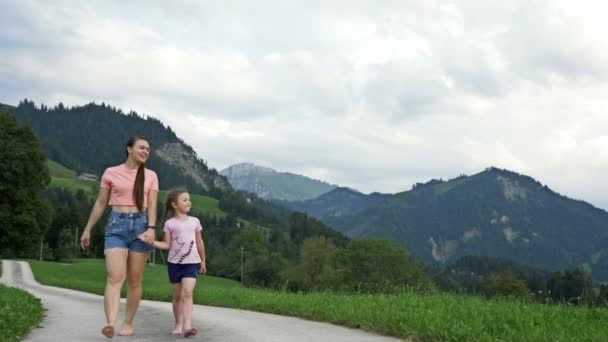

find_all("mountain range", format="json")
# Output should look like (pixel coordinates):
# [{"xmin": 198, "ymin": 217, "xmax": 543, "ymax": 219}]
[
  {"xmin": 220, "ymin": 162, "xmax": 337, "ymax": 201},
  {"xmin": 281, "ymin": 168, "xmax": 608, "ymax": 280}
]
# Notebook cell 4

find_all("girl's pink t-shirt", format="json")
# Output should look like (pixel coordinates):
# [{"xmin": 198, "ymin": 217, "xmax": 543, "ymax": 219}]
[
  {"xmin": 100, "ymin": 164, "xmax": 159, "ymax": 207},
  {"xmin": 163, "ymin": 216, "xmax": 203, "ymax": 264}
]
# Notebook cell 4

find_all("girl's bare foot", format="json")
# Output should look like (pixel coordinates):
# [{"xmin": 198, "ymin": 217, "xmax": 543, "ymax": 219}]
[
  {"xmin": 101, "ymin": 325, "xmax": 114, "ymax": 338},
  {"xmin": 171, "ymin": 326, "xmax": 182, "ymax": 336},
  {"xmin": 118, "ymin": 324, "xmax": 134, "ymax": 336}
]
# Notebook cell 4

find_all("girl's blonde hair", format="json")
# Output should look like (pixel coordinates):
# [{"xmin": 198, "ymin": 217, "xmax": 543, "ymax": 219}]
[{"xmin": 161, "ymin": 187, "xmax": 189, "ymax": 227}]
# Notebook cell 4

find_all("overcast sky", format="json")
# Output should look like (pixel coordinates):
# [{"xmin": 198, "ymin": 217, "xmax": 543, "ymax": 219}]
[{"xmin": 1, "ymin": 0, "xmax": 607, "ymax": 209}]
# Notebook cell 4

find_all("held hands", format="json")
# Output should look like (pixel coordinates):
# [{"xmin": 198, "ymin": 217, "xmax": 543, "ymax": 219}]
[{"xmin": 137, "ymin": 228, "xmax": 156, "ymax": 246}]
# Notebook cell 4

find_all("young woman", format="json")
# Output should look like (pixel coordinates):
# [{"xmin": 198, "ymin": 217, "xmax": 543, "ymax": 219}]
[{"xmin": 80, "ymin": 136, "xmax": 159, "ymax": 338}]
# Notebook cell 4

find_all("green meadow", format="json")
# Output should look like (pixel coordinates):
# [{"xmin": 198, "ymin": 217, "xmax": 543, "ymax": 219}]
[
  {"xmin": 49, "ymin": 177, "xmax": 98, "ymax": 195},
  {"xmin": 29, "ymin": 259, "xmax": 608, "ymax": 341},
  {"xmin": 0, "ymin": 262, "xmax": 44, "ymax": 342}
]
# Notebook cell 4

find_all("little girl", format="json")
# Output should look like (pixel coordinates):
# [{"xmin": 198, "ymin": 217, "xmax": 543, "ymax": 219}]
[{"xmin": 142, "ymin": 188, "xmax": 206, "ymax": 337}]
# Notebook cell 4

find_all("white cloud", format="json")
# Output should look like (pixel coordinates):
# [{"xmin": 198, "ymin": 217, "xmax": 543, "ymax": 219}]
[{"xmin": 1, "ymin": 0, "xmax": 607, "ymax": 209}]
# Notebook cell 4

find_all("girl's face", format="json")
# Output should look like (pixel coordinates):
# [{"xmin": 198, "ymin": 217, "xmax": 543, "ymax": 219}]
[
  {"xmin": 127, "ymin": 139, "xmax": 150, "ymax": 164},
  {"xmin": 172, "ymin": 192, "xmax": 191, "ymax": 214}
]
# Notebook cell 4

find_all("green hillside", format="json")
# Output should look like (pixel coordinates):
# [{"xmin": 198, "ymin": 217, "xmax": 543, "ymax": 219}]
[
  {"xmin": 158, "ymin": 191, "xmax": 226, "ymax": 218},
  {"xmin": 47, "ymin": 159, "xmax": 77, "ymax": 178},
  {"xmin": 49, "ymin": 177, "xmax": 97, "ymax": 195},
  {"xmin": 46, "ymin": 159, "xmax": 228, "ymax": 218}
]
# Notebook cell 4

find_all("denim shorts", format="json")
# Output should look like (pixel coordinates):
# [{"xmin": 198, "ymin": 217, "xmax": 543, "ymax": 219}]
[
  {"xmin": 167, "ymin": 262, "xmax": 200, "ymax": 283},
  {"xmin": 105, "ymin": 211, "xmax": 154, "ymax": 253}
]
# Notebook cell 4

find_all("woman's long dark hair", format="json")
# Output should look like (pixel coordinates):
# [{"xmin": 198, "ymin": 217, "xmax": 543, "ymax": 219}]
[{"xmin": 126, "ymin": 136, "xmax": 148, "ymax": 212}]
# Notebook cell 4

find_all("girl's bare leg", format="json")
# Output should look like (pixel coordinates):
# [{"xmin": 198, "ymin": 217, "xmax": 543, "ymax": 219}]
[
  {"xmin": 181, "ymin": 278, "xmax": 197, "ymax": 331},
  {"xmin": 171, "ymin": 282, "xmax": 184, "ymax": 335}
]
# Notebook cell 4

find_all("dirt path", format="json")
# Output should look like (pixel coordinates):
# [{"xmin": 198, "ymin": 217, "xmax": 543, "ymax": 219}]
[{"xmin": 1, "ymin": 260, "xmax": 403, "ymax": 341}]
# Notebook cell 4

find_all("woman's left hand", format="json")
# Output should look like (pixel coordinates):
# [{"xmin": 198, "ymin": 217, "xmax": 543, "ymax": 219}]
[{"xmin": 138, "ymin": 229, "xmax": 155, "ymax": 245}]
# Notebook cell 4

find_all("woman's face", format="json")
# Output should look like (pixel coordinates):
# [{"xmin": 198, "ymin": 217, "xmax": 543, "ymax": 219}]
[{"xmin": 127, "ymin": 139, "xmax": 150, "ymax": 164}]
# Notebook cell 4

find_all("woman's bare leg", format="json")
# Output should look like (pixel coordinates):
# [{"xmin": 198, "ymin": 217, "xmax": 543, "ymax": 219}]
[
  {"xmin": 119, "ymin": 251, "xmax": 149, "ymax": 336},
  {"xmin": 103, "ymin": 248, "xmax": 128, "ymax": 336}
]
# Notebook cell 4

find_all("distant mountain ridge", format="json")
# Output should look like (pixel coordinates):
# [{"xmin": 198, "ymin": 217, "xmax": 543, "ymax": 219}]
[
  {"xmin": 282, "ymin": 167, "xmax": 608, "ymax": 281},
  {"xmin": 10, "ymin": 99, "xmax": 231, "ymax": 196},
  {"xmin": 221, "ymin": 162, "xmax": 337, "ymax": 201}
]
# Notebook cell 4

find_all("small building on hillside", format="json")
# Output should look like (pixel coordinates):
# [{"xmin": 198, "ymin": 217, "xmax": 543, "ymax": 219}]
[{"xmin": 78, "ymin": 173, "xmax": 99, "ymax": 181}]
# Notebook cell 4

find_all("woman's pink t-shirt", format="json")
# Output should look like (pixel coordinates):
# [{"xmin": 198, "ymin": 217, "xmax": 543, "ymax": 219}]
[
  {"xmin": 100, "ymin": 164, "xmax": 159, "ymax": 208},
  {"xmin": 163, "ymin": 216, "xmax": 203, "ymax": 264}
]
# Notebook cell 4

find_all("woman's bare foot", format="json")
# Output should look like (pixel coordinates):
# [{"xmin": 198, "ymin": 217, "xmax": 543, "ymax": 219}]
[
  {"xmin": 171, "ymin": 326, "xmax": 183, "ymax": 336},
  {"xmin": 184, "ymin": 327, "xmax": 198, "ymax": 338},
  {"xmin": 118, "ymin": 324, "xmax": 134, "ymax": 336},
  {"xmin": 101, "ymin": 325, "xmax": 114, "ymax": 338}
]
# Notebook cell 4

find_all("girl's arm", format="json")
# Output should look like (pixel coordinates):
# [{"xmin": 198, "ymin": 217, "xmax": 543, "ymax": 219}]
[
  {"xmin": 152, "ymin": 230, "xmax": 171, "ymax": 250},
  {"xmin": 196, "ymin": 231, "xmax": 206, "ymax": 274},
  {"xmin": 80, "ymin": 187, "xmax": 110, "ymax": 249}
]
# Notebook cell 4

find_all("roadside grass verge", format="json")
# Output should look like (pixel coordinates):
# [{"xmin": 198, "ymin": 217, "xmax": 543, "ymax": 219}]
[
  {"xmin": 0, "ymin": 262, "xmax": 44, "ymax": 342},
  {"xmin": 29, "ymin": 259, "xmax": 608, "ymax": 341}
]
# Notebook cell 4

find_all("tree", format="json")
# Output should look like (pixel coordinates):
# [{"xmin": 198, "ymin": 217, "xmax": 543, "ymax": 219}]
[
  {"xmin": 281, "ymin": 236, "xmax": 339, "ymax": 291},
  {"xmin": 299, "ymin": 237, "xmax": 338, "ymax": 289},
  {"xmin": 336, "ymin": 239, "xmax": 434, "ymax": 293},
  {"xmin": 0, "ymin": 110, "xmax": 51, "ymax": 257},
  {"xmin": 547, "ymin": 269, "xmax": 593, "ymax": 304},
  {"xmin": 483, "ymin": 271, "xmax": 530, "ymax": 300}
]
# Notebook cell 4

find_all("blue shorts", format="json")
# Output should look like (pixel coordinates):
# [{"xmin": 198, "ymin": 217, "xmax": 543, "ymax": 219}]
[
  {"xmin": 104, "ymin": 211, "xmax": 154, "ymax": 253},
  {"xmin": 167, "ymin": 262, "xmax": 200, "ymax": 283}
]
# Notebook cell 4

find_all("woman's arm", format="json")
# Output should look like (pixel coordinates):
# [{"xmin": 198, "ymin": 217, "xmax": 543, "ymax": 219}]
[
  {"xmin": 80, "ymin": 187, "xmax": 110, "ymax": 249},
  {"xmin": 141, "ymin": 190, "xmax": 158, "ymax": 244},
  {"xmin": 196, "ymin": 231, "xmax": 206, "ymax": 274}
]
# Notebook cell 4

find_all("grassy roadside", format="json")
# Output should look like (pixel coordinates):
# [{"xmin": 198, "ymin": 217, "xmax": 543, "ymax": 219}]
[
  {"xmin": 29, "ymin": 259, "xmax": 608, "ymax": 341},
  {"xmin": 0, "ymin": 261, "xmax": 45, "ymax": 342}
]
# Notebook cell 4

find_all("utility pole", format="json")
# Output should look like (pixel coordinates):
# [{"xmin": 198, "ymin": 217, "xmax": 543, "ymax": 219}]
[
  {"xmin": 40, "ymin": 238, "xmax": 43, "ymax": 261},
  {"xmin": 240, "ymin": 246, "xmax": 244, "ymax": 286},
  {"xmin": 74, "ymin": 226, "xmax": 79, "ymax": 260}
]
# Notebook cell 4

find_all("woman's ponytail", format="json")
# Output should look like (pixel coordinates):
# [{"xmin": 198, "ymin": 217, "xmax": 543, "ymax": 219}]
[{"xmin": 126, "ymin": 136, "xmax": 148, "ymax": 212}]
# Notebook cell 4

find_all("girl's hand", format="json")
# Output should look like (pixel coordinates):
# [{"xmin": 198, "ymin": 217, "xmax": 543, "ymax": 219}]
[
  {"xmin": 137, "ymin": 233, "xmax": 155, "ymax": 245},
  {"xmin": 199, "ymin": 262, "xmax": 207, "ymax": 274},
  {"xmin": 80, "ymin": 230, "xmax": 91, "ymax": 249}
]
